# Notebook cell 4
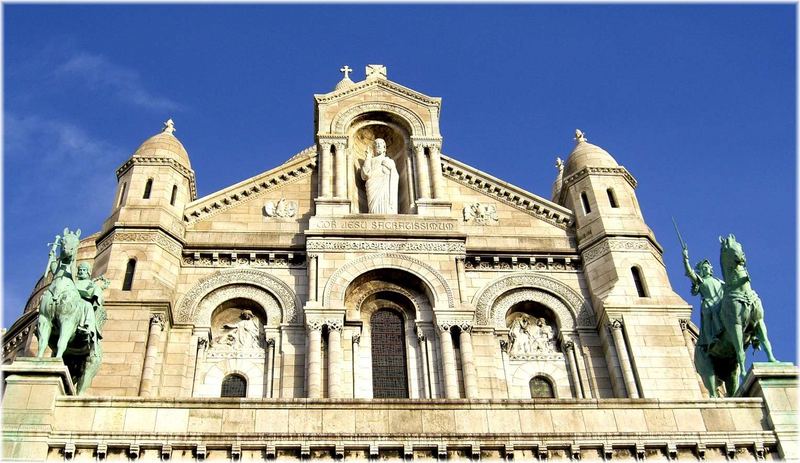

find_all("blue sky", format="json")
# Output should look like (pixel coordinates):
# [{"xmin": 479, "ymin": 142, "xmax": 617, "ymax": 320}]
[{"xmin": 4, "ymin": 5, "xmax": 796, "ymax": 362}]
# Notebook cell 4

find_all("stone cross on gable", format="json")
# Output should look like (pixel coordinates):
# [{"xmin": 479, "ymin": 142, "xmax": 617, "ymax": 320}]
[
  {"xmin": 339, "ymin": 65, "xmax": 353, "ymax": 79},
  {"xmin": 365, "ymin": 64, "xmax": 387, "ymax": 80}
]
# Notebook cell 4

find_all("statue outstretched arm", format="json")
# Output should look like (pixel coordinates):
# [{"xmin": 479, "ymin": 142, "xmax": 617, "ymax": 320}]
[{"xmin": 682, "ymin": 248, "xmax": 700, "ymax": 284}]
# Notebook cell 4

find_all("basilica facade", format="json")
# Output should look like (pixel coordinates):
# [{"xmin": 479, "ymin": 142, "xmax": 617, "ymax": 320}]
[{"xmin": 3, "ymin": 65, "xmax": 796, "ymax": 461}]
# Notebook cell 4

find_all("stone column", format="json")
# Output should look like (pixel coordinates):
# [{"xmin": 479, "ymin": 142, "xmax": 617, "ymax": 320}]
[
  {"xmin": 307, "ymin": 254, "xmax": 318, "ymax": 302},
  {"xmin": 428, "ymin": 144, "xmax": 445, "ymax": 199},
  {"xmin": 455, "ymin": 257, "xmax": 467, "ymax": 303},
  {"xmin": 414, "ymin": 144, "xmax": 430, "ymax": 200},
  {"xmin": 417, "ymin": 331, "xmax": 431, "ymax": 399},
  {"xmin": 319, "ymin": 143, "xmax": 332, "ymax": 198},
  {"xmin": 499, "ymin": 340, "xmax": 513, "ymax": 398},
  {"xmin": 563, "ymin": 340, "xmax": 584, "ymax": 399},
  {"xmin": 438, "ymin": 324, "xmax": 459, "ymax": 398},
  {"xmin": 264, "ymin": 338, "xmax": 275, "ymax": 398},
  {"xmin": 351, "ymin": 334, "xmax": 361, "ymax": 398},
  {"xmin": 679, "ymin": 319, "xmax": 696, "ymax": 359},
  {"xmin": 459, "ymin": 326, "xmax": 479, "ymax": 398},
  {"xmin": 307, "ymin": 321, "xmax": 323, "ymax": 398},
  {"xmin": 334, "ymin": 142, "xmax": 347, "ymax": 198},
  {"xmin": 327, "ymin": 321, "xmax": 343, "ymax": 398},
  {"xmin": 608, "ymin": 319, "xmax": 640, "ymax": 399},
  {"xmin": 139, "ymin": 313, "xmax": 165, "ymax": 397}
]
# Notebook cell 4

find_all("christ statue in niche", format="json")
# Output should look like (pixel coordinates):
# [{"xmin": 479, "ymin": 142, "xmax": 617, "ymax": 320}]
[{"xmin": 360, "ymin": 138, "xmax": 399, "ymax": 214}]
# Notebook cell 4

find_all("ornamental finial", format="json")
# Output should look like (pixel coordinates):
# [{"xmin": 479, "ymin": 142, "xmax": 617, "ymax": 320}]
[
  {"xmin": 555, "ymin": 157, "xmax": 564, "ymax": 172},
  {"xmin": 574, "ymin": 129, "xmax": 586, "ymax": 143},
  {"xmin": 163, "ymin": 118, "xmax": 176, "ymax": 135},
  {"xmin": 339, "ymin": 65, "xmax": 353, "ymax": 80}
]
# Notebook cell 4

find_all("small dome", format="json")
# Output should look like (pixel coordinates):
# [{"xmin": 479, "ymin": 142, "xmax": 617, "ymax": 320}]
[
  {"xmin": 563, "ymin": 129, "xmax": 618, "ymax": 176},
  {"xmin": 334, "ymin": 76, "xmax": 355, "ymax": 91},
  {"xmin": 132, "ymin": 120, "xmax": 191, "ymax": 168}
]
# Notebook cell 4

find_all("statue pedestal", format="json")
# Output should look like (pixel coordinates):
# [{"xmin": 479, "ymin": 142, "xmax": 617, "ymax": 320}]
[
  {"xmin": 314, "ymin": 198, "xmax": 352, "ymax": 216},
  {"xmin": 416, "ymin": 199, "xmax": 452, "ymax": 217},
  {"xmin": 738, "ymin": 362, "xmax": 798, "ymax": 460},
  {"xmin": 1, "ymin": 357, "xmax": 75, "ymax": 461}
]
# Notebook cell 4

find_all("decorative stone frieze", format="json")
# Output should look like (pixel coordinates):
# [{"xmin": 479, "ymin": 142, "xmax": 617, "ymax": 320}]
[
  {"xmin": 581, "ymin": 237, "xmax": 663, "ymax": 265},
  {"xmin": 97, "ymin": 230, "xmax": 183, "ymax": 257},
  {"xmin": 307, "ymin": 239, "xmax": 465, "ymax": 254},
  {"xmin": 184, "ymin": 154, "xmax": 315, "ymax": 223},
  {"xmin": 442, "ymin": 155, "xmax": 574, "ymax": 229},
  {"xmin": 464, "ymin": 255, "xmax": 580, "ymax": 272},
  {"xmin": 473, "ymin": 272, "xmax": 594, "ymax": 328},
  {"xmin": 181, "ymin": 251, "xmax": 304, "ymax": 268},
  {"xmin": 561, "ymin": 165, "xmax": 638, "ymax": 190}
]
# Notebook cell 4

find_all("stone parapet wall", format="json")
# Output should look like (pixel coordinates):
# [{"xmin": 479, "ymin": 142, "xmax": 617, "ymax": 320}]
[{"xmin": 26, "ymin": 397, "xmax": 777, "ymax": 460}]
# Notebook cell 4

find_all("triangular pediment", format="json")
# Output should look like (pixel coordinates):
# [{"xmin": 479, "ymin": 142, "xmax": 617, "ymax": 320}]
[
  {"xmin": 441, "ymin": 154, "xmax": 575, "ymax": 230},
  {"xmin": 314, "ymin": 77, "xmax": 441, "ymax": 108}
]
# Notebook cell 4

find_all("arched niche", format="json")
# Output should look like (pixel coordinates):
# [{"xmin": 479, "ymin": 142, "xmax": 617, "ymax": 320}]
[
  {"xmin": 348, "ymin": 116, "xmax": 414, "ymax": 214},
  {"xmin": 176, "ymin": 268, "xmax": 299, "ymax": 325},
  {"xmin": 209, "ymin": 298, "xmax": 268, "ymax": 349},
  {"xmin": 473, "ymin": 273, "xmax": 594, "ymax": 329}
]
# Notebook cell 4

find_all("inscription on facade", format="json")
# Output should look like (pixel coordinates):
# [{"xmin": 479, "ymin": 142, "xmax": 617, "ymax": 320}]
[{"xmin": 311, "ymin": 218, "xmax": 458, "ymax": 232}]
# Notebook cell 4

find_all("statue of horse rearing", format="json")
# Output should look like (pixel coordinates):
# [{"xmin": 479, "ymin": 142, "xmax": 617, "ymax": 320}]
[{"xmin": 36, "ymin": 228, "xmax": 103, "ymax": 394}]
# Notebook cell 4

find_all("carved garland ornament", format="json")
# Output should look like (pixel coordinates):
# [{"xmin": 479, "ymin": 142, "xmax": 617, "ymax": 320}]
[
  {"xmin": 176, "ymin": 268, "xmax": 299, "ymax": 324},
  {"xmin": 323, "ymin": 253, "xmax": 454, "ymax": 308},
  {"xmin": 473, "ymin": 273, "xmax": 594, "ymax": 328},
  {"xmin": 332, "ymin": 102, "xmax": 425, "ymax": 135},
  {"xmin": 307, "ymin": 239, "xmax": 465, "ymax": 254}
]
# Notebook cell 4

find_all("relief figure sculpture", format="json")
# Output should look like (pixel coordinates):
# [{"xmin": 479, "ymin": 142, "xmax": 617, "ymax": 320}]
[
  {"xmin": 213, "ymin": 309, "xmax": 262, "ymax": 349},
  {"xmin": 360, "ymin": 138, "xmax": 398, "ymax": 214}
]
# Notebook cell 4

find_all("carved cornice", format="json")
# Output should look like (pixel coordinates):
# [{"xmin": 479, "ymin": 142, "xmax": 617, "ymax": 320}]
[
  {"xmin": 441, "ymin": 155, "xmax": 574, "ymax": 230},
  {"xmin": 96, "ymin": 230, "xmax": 183, "ymax": 257},
  {"xmin": 465, "ymin": 255, "xmax": 580, "ymax": 272},
  {"xmin": 307, "ymin": 239, "xmax": 465, "ymax": 254},
  {"xmin": 184, "ymin": 154, "xmax": 315, "ymax": 224},
  {"xmin": 182, "ymin": 251, "xmax": 305, "ymax": 269},
  {"xmin": 561, "ymin": 166, "xmax": 638, "ymax": 191},
  {"xmin": 582, "ymin": 237, "xmax": 663, "ymax": 266},
  {"xmin": 116, "ymin": 156, "xmax": 197, "ymax": 200}
]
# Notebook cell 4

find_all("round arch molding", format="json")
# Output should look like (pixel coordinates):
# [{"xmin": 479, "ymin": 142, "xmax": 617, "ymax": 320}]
[
  {"xmin": 176, "ymin": 268, "xmax": 300, "ymax": 325},
  {"xmin": 330, "ymin": 102, "xmax": 426, "ymax": 136},
  {"xmin": 473, "ymin": 272, "xmax": 594, "ymax": 328},
  {"xmin": 322, "ymin": 253, "xmax": 454, "ymax": 309}
]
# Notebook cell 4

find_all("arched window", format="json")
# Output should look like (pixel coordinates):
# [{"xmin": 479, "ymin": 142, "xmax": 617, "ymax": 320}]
[
  {"xmin": 580, "ymin": 192, "xmax": 591, "ymax": 214},
  {"xmin": 143, "ymin": 178, "xmax": 153, "ymax": 199},
  {"xmin": 607, "ymin": 188, "xmax": 619, "ymax": 208},
  {"xmin": 530, "ymin": 376, "xmax": 555, "ymax": 398},
  {"xmin": 122, "ymin": 259, "xmax": 136, "ymax": 291},
  {"xmin": 118, "ymin": 182, "xmax": 127, "ymax": 207},
  {"xmin": 221, "ymin": 374, "xmax": 247, "ymax": 398},
  {"xmin": 631, "ymin": 266, "xmax": 648, "ymax": 297},
  {"xmin": 170, "ymin": 185, "xmax": 178, "ymax": 206},
  {"xmin": 371, "ymin": 309, "xmax": 408, "ymax": 398}
]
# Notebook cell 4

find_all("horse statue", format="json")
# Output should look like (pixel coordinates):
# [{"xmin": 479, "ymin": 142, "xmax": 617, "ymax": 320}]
[
  {"xmin": 36, "ymin": 228, "xmax": 108, "ymax": 394},
  {"xmin": 717, "ymin": 234, "xmax": 777, "ymax": 389},
  {"xmin": 677, "ymin": 226, "xmax": 778, "ymax": 396}
]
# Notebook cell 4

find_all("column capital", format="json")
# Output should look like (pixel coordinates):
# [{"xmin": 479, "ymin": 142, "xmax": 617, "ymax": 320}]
[
  {"xmin": 499, "ymin": 339, "xmax": 509, "ymax": 353},
  {"xmin": 608, "ymin": 318, "xmax": 624, "ymax": 330},
  {"xmin": 326, "ymin": 319, "xmax": 343, "ymax": 332},
  {"xmin": 150, "ymin": 313, "xmax": 165, "ymax": 330},
  {"xmin": 679, "ymin": 318, "xmax": 689, "ymax": 331},
  {"xmin": 352, "ymin": 333, "xmax": 361, "ymax": 344},
  {"xmin": 307, "ymin": 319, "xmax": 324, "ymax": 331},
  {"xmin": 307, "ymin": 253, "xmax": 319, "ymax": 259},
  {"xmin": 563, "ymin": 340, "xmax": 576, "ymax": 352},
  {"xmin": 197, "ymin": 337, "xmax": 209, "ymax": 349},
  {"xmin": 265, "ymin": 338, "xmax": 276, "ymax": 348}
]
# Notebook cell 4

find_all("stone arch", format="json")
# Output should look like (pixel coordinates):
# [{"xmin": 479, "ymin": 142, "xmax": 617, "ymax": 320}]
[
  {"xmin": 473, "ymin": 272, "xmax": 594, "ymax": 328},
  {"xmin": 353, "ymin": 283, "xmax": 425, "ymax": 319},
  {"xmin": 493, "ymin": 288, "xmax": 575, "ymax": 333},
  {"xmin": 195, "ymin": 285, "xmax": 281, "ymax": 328},
  {"xmin": 176, "ymin": 268, "xmax": 300, "ymax": 325},
  {"xmin": 200, "ymin": 361, "xmax": 263, "ymax": 398},
  {"xmin": 331, "ymin": 102, "xmax": 426, "ymax": 135},
  {"xmin": 510, "ymin": 364, "xmax": 570, "ymax": 399},
  {"xmin": 323, "ymin": 253, "xmax": 454, "ymax": 309}
]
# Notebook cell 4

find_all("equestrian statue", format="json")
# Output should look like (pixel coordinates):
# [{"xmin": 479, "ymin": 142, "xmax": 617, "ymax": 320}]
[
  {"xmin": 36, "ymin": 227, "xmax": 109, "ymax": 394},
  {"xmin": 675, "ymin": 221, "xmax": 778, "ymax": 397}
]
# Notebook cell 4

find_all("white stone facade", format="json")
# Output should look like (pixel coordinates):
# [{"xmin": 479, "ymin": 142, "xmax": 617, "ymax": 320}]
[{"xmin": 3, "ymin": 65, "xmax": 796, "ymax": 461}]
